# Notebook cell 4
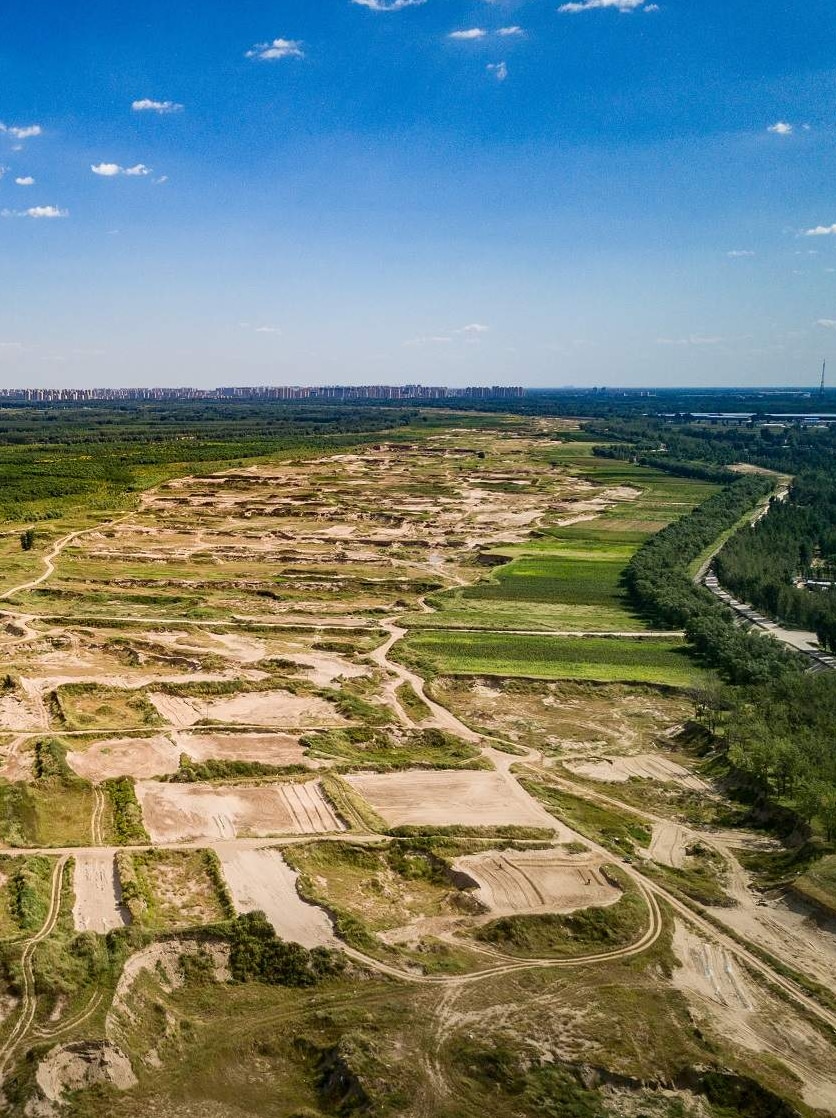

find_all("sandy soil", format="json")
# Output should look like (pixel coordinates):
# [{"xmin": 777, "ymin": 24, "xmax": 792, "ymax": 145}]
[
  {"xmin": 147, "ymin": 689, "xmax": 344, "ymax": 729},
  {"xmin": 72, "ymin": 853, "xmax": 131, "ymax": 934},
  {"xmin": 67, "ymin": 735, "xmax": 181, "ymax": 781},
  {"xmin": 176, "ymin": 731, "xmax": 316, "ymax": 767},
  {"xmin": 135, "ymin": 779, "xmax": 345, "ymax": 842},
  {"xmin": 672, "ymin": 921, "xmax": 836, "ymax": 1113},
  {"xmin": 216, "ymin": 847, "xmax": 335, "ymax": 947},
  {"xmin": 647, "ymin": 821, "xmax": 688, "ymax": 868},
  {"xmin": 454, "ymin": 849, "xmax": 621, "ymax": 915},
  {"xmin": 345, "ymin": 769, "xmax": 560, "ymax": 830},
  {"xmin": 564, "ymin": 754, "xmax": 707, "ymax": 791},
  {"xmin": 36, "ymin": 1042, "xmax": 137, "ymax": 1103}
]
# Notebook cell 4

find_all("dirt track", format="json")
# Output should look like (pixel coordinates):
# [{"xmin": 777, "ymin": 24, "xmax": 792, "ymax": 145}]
[{"xmin": 454, "ymin": 849, "xmax": 620, "ymax": 914}]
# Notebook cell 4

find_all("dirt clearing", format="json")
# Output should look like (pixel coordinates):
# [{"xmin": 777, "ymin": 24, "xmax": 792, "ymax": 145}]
[
  {"xmin": 564, "ymin": 753, "xmax": 706, "ymax": 791},
  {"xmin": 72, "ymin": 852, "xmax": 131, "ymax": 933},
  {"xmin": 147, "ymin": 689, "xmax": 344, "ymax": 729},
  {"xmin": 67, "ymin": 735, "xmax": 181, "ymax": 781},
  {"xmin": 454, "ymin": 849, "xmax": 621, "ymax": 914},
  {"xmin": 345, "ymin": 770, "xmax": 560, "ymax": 831},
  {"xmin": 177, "ymin": 731, "xmax": 315, "ymax": 767},
  {"xmin": 36, "ymin": 1043, "xmax": 137, "ymax": 1103},
  {"xmin": 217, "ymin": 846, "xmax": 335, "ymax": 947},
  {"xmin": 135, "ymin": 779, "xmax": 345, "ymax": 842},
  {"xmin": 647, "ymin": 821, "xmax": 688, "ymax": 868}
]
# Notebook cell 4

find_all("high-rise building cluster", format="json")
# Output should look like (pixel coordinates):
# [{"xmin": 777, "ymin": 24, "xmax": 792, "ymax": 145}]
[{"xmin": 0, "ymin": 385, "xmax": 525, "ymax": 403}]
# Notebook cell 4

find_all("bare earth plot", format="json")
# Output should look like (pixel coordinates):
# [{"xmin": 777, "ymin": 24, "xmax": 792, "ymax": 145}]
[
  {"xmin": 345, "ymin": 769, "xmax": 562, "ymax": 832},
  {"xmin": 67, "ymin": 735, "xmax": 181, "ymax": 781},
  {"xmin": 454, "ymin": 849, "xmax": 621, "ymax": 915},
  {"xmin": 147, "ymin": 690, "xmax": 344, "ymax": 729},
  {"xmin": 135, "ymin": 779, "xmax": 345, "ymax": 842},
  {"xmin": 72, "ymin": 853, "xmax": 130, "ymax": 934},
  {"xmin": 176, "ymin": 731, "xmax": 314, "ymax": 767},
  {"xmin": 564, "ymin": 754, "xmax": 707, "ymax": 791},
  {"xmin": 647, "ymin": 821, "xmax": 689, "ymax": 868},
  {"xmin": 216, "ymin": 846, "xmax": 335, "ymax": 947}
]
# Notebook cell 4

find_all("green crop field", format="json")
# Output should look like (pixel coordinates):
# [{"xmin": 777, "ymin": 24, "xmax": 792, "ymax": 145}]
[{"xmin": 396, "ymin": 632, "xmax": 706, "ymax": 686}]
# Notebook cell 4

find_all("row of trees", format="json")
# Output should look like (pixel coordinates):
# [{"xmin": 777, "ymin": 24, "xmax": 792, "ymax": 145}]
[
  {"xmin": 715, "ymin": 472, "xmax": 836, "ymax": 652},
  {"xmin": 624, "ymin": 474, "xmax": 801, "ymax": 683}
]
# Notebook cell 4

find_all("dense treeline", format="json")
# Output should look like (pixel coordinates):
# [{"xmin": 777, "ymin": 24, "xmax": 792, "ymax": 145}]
[
  {"xmin": 710, "ymin": 673, "xmax": 836, "ymax": 841},
  {"xmin": 624, "ymin": 474, "xmax": 801, "ymax": 683},
  {"xmin": 715, "ymin": 473, "xmax": 836, "ymax": 651}
]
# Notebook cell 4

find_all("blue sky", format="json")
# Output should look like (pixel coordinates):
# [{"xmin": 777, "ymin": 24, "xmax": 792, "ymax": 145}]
[{"xmin": 1, "ymin": 0, "xmax": 835, "ymax": 388}]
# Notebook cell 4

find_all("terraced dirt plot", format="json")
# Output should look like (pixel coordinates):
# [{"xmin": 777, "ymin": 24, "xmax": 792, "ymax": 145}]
[
  {"xmin": 564, "ymin": 754, "xmax": 707, "ymax": 790},
  {"xmin": 72, "ymin": 853, "xmax": 130, "ymax": 934},
  {"xmin": 147, "ymin": 689, "xmax": 344, "ymax": 729},
  {"xmin": 454, "ymin": 849, "xmax": 621, "ymax": 915},
  {"xmin": 345, "ymin": 770, "xmax": 562, "ymax": 831},
  {"xmin": 67, "ymin": 735, "xmax": 181, "ymax": 781},
  {"xmin": 175, "ymin": 732, "xmax": 314, "ymax": 766},
  {"xmin": 217, "ymin": 847, "xmax": 335, "ymax": 947},
  {"xmin": 135, "ymin": 779, "xmax": 345, "ymax": 842}
]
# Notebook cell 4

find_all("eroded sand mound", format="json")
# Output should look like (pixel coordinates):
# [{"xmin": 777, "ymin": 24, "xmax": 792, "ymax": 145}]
[
  {"xmin": 135, "ymin": 779, "xmax": 345, "ymax": 842},
  {"xmin": 454, "ymin": 849, "xmax": 621, "ymax": 914},
  {"xmin": 36, "ymin": 1042, "xmax": 137, "ymax": 1102}
]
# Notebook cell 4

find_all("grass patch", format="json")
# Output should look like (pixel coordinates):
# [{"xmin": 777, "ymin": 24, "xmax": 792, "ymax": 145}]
[
  {"xmin": 792, "ymin": 853, "xmax": 836, "ymax": 917},
  {"xmin": 0, "ymin": 855, "xmax": 56, "ymax": 938},
  {"xmin": 117, "ymin": 849, "xmax": 231, "ymax": 931},
  {"xmin": 396, "ymin": 632, "xmax": 704, "ymax": 687},
  {"xmin": 304, "ymin": 726, "xmax": 484, "ymax": 771},
  {"xmin": 395, "ymin": 681, "xmax": 431, "ymax": 720},
  {"xmin": 51, "ymin": 683, "xmax": 162, "ymax": 732},
  {"xmin": 521, "ymin": 779, "xmax": 652, "ymax": 853}
]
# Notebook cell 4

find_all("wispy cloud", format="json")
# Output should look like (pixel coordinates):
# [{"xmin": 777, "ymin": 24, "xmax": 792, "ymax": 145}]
[
  {"xmin": 240, "ymin": 323, "xmax": 282, "ymax": 335},
  {"xmin": 487, "ymin": 61, "xmax": 508, "ymax": 81},
  {"xmin": 656, "ymin": 334, "xmax": 724, "ymax": 346},
  {"xmin": 767, "ymin": 121, "xmax": 793, "ymax": 135},
  {"xmin": 0, "ymin": 122, "xmax": 42, "ymax": 140},
  {"xmin": 449, "ymin": 28, "xmax": 487, "ymax": 39},
  {"xmin": 352, "ymin": 0, "xmax": 427, "ymax": 9},
  {"xmin": 132, "ymin": 99, "xmax": 184, "ymax": 114},
  {"xmin": 498, "ymin": 26, "xmax": 524, "ymax": 36},
  {"xmin": 559, "ymin": 0, "xmax": 646, "ymax": 13},
  {"xmin": 246, "ymin": 38, "xmax": 305, "ymax": 61},
  {"xmin": 805, "ymin": 224, "xmax": 836, "ymax": 237},
  {"xmin": 14, "ymin": 176, "xmax": 35, "ymax": 186},
  {"xmin": 459, "ymin": 323, "xmax": 490, "ymax": 334},
  {"xmin": 2, "ymin": 205, "xmax": 67, "ymax": 219},
  {"xmin": 91, "ymin": 163, "xmax": 152, "ymax": 177},
  {"xmin": 727, "ymin": 249, "xmax": 755, "ymax": 258},
  {"xmin": 815, "ymin": 319, "xmax": 836, "ymax": 329}
]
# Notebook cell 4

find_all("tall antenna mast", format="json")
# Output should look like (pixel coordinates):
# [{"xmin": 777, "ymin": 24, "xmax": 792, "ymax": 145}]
[{"xmin": 821, "ymin": 359, "xmax": 827, "ymax": 397}]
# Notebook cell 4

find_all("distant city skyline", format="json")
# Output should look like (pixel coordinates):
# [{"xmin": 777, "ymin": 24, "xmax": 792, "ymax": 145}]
[{"xmin": 2, "ymin": 0, "xmax": 835, "ymax": 388}]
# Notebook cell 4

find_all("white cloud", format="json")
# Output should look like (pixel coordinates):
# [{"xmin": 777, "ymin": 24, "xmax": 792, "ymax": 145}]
[
  {"xmin": 459, "ymin": 323, "xmax": 490, "ymax": 333},
  {"xmin": 449, "ymin": 27, "xmax": 487, "ymax": 39},
  {"xmin": 3, "ymin": 205, "xmax": 68, "ymax": 219},
  {"xmin": 727, "ymin": 249, "xmax": 755, "ymax": 257},
  {"xmin": 154, "ymin": 175, "xmax": 169, "ymax": 185},
  {"xmin": 245, "ymin": 37, "xmax": 304, "ymax": 60},
  {"xmin": 805, "ymin": 224, "xmax": 836, "ymax": 236},
  {"xmin": 132, "ymin": 99, "xmax": 184, "ymax": 114},
  {"xmin": 767, "ymin": 121, "xmax": 792, "ymax": 135},
  {"xmin": 351, "ymin": 0, "xmax": 426, "ymax": 9},
  {"xmin": 498, "ymin": 25, "xmax": 524, "ymax": 35},
  {"xmin": 644, "ymin": 3, "xmax": 660, "ymax": 10},
  {"xmin": 487, "ymin": 61, "xmax": 508, "ymax": 81},
  {"xmin": 656, "ymin": 334, "xmax": 723, "ymax": 346},
  {"xmin": 14, "ymin": 176, "xmax": 35, "ymax": 186},
  {"xmin": 559, "ymin": 0, "xmax": 645, "ymax": 12},
  {"xmin": 91, "ymin": 162, "xmax": 152, "ymax": 177},
  {"xmin": 815, "ymin": 319, "xmax": 836, "ymax": 329},
  {"xmin": 255, "ymin": 326, "xmax": 282, "ymax": 334},
  {"xmin": 0, "ymin": 122, "xmax": 42, "ymax": 140}
]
